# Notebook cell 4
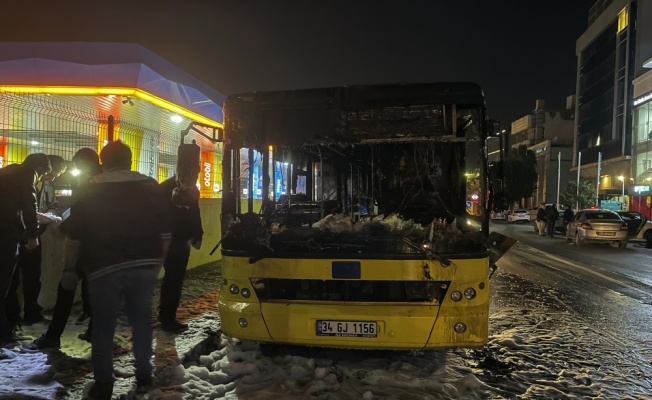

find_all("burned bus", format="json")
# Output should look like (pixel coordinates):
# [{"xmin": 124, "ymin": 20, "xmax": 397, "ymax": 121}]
[{"xmin": 218, "ymin": 82, "xmax": 512, "ymax": 350}]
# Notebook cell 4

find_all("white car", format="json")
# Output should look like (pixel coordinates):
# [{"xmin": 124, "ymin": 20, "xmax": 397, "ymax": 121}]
[
  {"xmin": 491, "ymin": 210, "xmax": 506, "ymax": 220},
  {"xmin": 507, "ymin": 209, "xmax": 530, "ymax": 223}
]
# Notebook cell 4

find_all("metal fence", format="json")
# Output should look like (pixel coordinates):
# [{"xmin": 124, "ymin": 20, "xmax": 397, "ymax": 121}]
[{"xmin": 0, "ymin": 92, "xmax": 223, "ymax": 197}]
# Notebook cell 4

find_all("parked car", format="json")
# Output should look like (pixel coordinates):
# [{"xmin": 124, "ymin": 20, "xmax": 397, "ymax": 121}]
[
  {"xmin": 507, "ymin": 209, "xmax": 530, "ymax": 223},
  {"xmin": 639, "ymin": 221, "xmax": 652, "ymax": 246},
  {"xmin": 614, "ymin": 211, "xmax": 651, "ymax": 243},
  {"xmin": 565, "ymin": 209, "xmax": 629, "ymax": 248},
  {"xmin": 491, "ymin": 210, "xmax": 506, "ymax": 220}
]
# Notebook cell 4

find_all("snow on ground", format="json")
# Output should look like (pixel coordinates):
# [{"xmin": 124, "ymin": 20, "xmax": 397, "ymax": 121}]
[{"xmin": 2, "ymin": 262, "xmax": 652, "ymax": 399}]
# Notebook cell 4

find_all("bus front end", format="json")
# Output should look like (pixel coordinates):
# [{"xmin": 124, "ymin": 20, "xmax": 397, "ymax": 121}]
[
  {"xmin": 220, "ymin": 253, "xmax": 490, "ymax": 350},
  {"xmin": 218, "ymin": 83, "xmax": 512, "ymax": 350}
]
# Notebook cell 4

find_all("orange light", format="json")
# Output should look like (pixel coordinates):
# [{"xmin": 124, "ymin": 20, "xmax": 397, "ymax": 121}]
[{"xmin": 0, "ymin": 85, "xmax": 223, "ymax": 128}]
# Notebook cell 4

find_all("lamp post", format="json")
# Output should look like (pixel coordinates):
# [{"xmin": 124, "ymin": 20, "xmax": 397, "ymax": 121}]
[{"xmin": 617, "ymin": 175, "xmax": 625, "ymax": 210}]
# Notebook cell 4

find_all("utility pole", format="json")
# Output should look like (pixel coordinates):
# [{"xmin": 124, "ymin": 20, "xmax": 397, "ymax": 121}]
[
  {"xmin": 596, "ymin": 151, "xmax": 602, "ymax": 207},
  {"xmin": 556, "ymin": 151, "xmax": 561, "ymax": 205},
  {"xmin": 576, "ymin": 151, "xmax": 581, "ymax": 210}
]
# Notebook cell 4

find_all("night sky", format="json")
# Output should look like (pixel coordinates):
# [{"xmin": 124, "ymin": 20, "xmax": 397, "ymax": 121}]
[{"xmin": 2, "ymin": 0, "xmax": 596, "ymax": 125}]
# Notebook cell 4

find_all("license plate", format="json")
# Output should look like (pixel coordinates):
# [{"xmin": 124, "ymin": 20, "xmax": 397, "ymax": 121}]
[
  {"xmin": 316, "ymin": 320, "xmax": 377, "ymax": 338},
  {"xmin": 597, "ymin": 232, "xmax": 616, "ymax": 236}
]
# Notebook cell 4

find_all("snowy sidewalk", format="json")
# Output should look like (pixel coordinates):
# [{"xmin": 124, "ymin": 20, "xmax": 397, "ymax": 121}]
[{"xmin": 0, "ymin": 263, "xmax": 222, "ymax": 400}]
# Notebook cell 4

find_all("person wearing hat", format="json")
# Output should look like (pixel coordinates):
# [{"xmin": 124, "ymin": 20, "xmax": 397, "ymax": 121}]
[{"xmin": 0, "ymin": 153, "xmax": 51, "ymax": 346}]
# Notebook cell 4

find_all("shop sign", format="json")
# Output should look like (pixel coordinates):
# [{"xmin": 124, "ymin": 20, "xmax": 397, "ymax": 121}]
[
  {"xmin": 633, "ymin": 91, "xmax": 652, "ymax": 106},
  {"xmin": 203, "ymin": 162, "xmax": 211, "ymax": 187},
  {"xmin": 200, "ymin": 151, "xmax": 215, "ymax": 198},
  {"xmin": 631, "ymin": 184, "xmax": 651, "ymax": 196},
  {"xmin": 600, "ymin": 200, "xmax": 622, "ymax": 210}
]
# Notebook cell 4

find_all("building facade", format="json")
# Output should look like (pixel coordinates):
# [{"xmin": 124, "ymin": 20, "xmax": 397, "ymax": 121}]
[
  {"xmin": 573, "ymin": 0, "xmax": 636, "ymax": 208},
  {"xmin": 509, "ymin": 99, "xmax": 575, "ymax": 209},
  {"xmin": 573, "ymin": 0, "xmax": 652, "ymax": 216},
  {"xmin": 631, "ymin": 68, "xmax": 652, "ymax": 217}
]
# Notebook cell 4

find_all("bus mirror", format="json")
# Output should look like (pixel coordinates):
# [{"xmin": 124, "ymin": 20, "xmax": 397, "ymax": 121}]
[{"xmin": 487, "ymin": 231, "xmax": 517, "ymax": 275}]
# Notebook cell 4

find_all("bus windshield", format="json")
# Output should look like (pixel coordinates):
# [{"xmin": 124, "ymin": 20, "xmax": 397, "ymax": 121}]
[{"xmin": 221, "ymin": 83, "xmax": 489, "ymax": 257}]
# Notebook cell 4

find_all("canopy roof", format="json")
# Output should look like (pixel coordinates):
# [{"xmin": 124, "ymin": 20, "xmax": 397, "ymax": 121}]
[{"xmin": 0, "ymin": 42, "xmax": 224, "ymax": 127}]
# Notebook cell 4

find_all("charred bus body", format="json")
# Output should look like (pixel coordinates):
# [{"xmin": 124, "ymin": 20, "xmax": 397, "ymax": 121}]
[{"xmin": 218, "ymin": 83, "xmax": 511, "ymax": 350}]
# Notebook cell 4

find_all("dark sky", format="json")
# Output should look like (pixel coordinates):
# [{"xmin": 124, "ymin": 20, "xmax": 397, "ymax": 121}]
[{"xmin": 2, "ymin": 0, "xmax": 596, "ymax": 125}]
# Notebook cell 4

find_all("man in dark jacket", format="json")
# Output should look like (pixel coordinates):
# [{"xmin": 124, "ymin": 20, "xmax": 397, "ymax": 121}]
[
  {"xmin": 60, "ymin": 141, "xmax": 171, "ymax": 399},
  {"xmin": 0, "ymin": 153, "xmax": 51, "ymax": 346},
  {"xmin": 535, "ymin": 203, "xmax": 547, "ymax": 236},
  {"xmin": 562, "ymin": 206, "xmax": 574, "ymax": 235},
  {"xmin": 158, "ymin": 176, "xmax": 203, "ymax": 333},
  {"xmin": 72, "ymin": 148, "xmax": 103, "ymax": 325},
  {"xmin": 546, "ymin": 204, "xmax": 560, "ymax": 238},
  {"xmin": 7, "ymin": 155, "xmax": 67, "ymax": 327},
  {"xmin": 24, "ymin": 149, "xmax": 101, "ymax": 352}
]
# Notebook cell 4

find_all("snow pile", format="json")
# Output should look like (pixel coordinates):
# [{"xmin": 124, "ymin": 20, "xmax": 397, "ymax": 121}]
[{"xmin": 3, "ymin": 256, "xmax": 652, "ymax": 399}]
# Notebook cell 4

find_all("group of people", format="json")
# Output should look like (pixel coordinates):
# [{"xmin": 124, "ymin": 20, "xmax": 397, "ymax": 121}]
[
  {"xmin": 0, "ymin": 141, "xmax": 203, "ymax": 400},
  {"xmin": 535, "ymin": 202, "xmax": 574, "ymax": 237}
]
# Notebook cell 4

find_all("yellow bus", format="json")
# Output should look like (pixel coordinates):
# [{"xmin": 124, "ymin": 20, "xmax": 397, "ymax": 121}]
[{"xmin": 218, "ymin": 82, "xmax": 513, "ymax": 350}]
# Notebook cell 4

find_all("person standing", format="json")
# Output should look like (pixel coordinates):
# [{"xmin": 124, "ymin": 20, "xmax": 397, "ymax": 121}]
[
  {"xmin": 71, "ymin": 149, "xmax": 103, "ymax": 326},
  {"xmin": 158, "ymin": 175, "xmax": 203, "ymax": 333},
  {"xmin": 546, "ymin": 204, "xmax": 560, "ymax": 238},
  {"xmin": 0, "ymin": 153, "xmax": 51, "ymax": 346},
  {"xmin": 24, "ymin": 148, "xmax": 101, "ymax": 351},
  {"xmin": 6, "ymin": 155, "xmax": 67, "ymax": 327},
  {"xmin": 536, "ymin": 203, "xmax": 547, "ymax": 236},
  {"xmin": 60, "ymin": 141, "xmax": 171, "ymax": 399},
  {"xmin": 562, "ymin": 206, "xmax": 574, "ymax": 236}
]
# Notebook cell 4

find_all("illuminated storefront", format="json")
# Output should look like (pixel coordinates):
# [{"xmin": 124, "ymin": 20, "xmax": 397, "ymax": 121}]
[
  {"xmin": 0, "ymin": 43, "xmax": 227, "ymax": 308},
  {"xmin": 631, "ymin": 69, "xmax": 652, "ymax": 218},
  {"xmin": 0, "ymin": 42, "xmax": 224, "ymax": 199}
]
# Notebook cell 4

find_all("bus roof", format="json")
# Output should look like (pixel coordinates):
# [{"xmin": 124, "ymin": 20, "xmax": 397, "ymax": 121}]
[{"xmin": 223, "ymin": 82, "xmax": 486, "ymax": 148}]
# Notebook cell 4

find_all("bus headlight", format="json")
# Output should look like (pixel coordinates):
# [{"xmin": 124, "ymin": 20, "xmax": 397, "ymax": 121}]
[
  {"xmin": 450, "ymin": 291, "xmax": 463, "ymax": 301},
  {"xmin": 454, "ymin": 322, "xmax": 466, "ymax": 334},
  {"xmin": 464, "ymin": 288, "xmax": 477, "ymax": 300},
  {"xmin": 229, "ymin": 284, "xmax": 240, "ymax": 295},
  {"xmin": 238, "ymin": 318, "xmax": 248, "ymax": 328},
  {"xmin": 241, "ymin": 288, "xmax": 251, "ymax": 298}
]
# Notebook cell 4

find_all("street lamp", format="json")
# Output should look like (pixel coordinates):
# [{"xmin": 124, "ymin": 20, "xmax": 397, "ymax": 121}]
[{"xmin": 617, "ymin": 175, "xmax": 625, "ymax": 209}]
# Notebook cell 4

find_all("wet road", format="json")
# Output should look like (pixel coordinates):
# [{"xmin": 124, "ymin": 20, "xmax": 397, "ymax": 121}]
[
  {"xmin": 480, "ymin": 220, "xmax": 652, "ymax": 398},
  {"xmin": 491, "ymin": 219, "xmax": 652, "ymax": 298}
]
